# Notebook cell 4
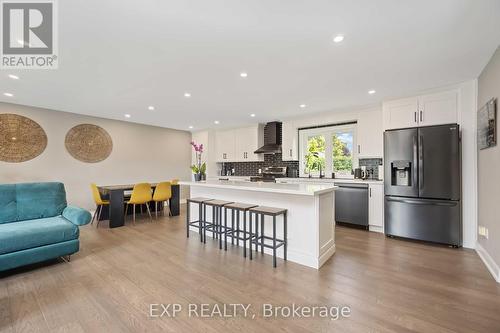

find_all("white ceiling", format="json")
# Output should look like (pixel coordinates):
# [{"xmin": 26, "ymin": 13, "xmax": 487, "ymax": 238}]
[{"xmin": 1, "ymin": 0, "xmax": 500, "ymax": 131}]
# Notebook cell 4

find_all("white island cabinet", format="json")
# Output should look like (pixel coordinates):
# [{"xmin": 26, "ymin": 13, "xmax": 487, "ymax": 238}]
[{"xmin": 179, "ymin": 180, "xmax": 337, "ymax": 269}]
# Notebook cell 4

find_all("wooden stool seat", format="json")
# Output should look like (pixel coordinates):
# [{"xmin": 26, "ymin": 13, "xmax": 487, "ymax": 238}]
[
  {"xmin": 249, "ymin": 206, "xmax": 287, "ymax": 216},
  {"xmin": 187, "ymin": 197, "xmax": 214, "ymax": 204},
  {"xmin": 224, "ymin": 202, "xmax": 258, "ymax": 210},
  {"xmin": 204, "ymin": 200, "xmax": 234, "ymax": 207}
]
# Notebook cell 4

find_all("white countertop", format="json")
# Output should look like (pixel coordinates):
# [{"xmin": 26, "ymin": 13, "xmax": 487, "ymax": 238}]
[
  {"xmin": 180, "ymin": 180, "xmax": 337, "ymax": 196},
  {"xmin": 209, "ymin": 176, "xmax": 383, "ymax": 185},
  {"xmin": 277, "ymin": 177, "xmax": 384, "ymax": 185}
]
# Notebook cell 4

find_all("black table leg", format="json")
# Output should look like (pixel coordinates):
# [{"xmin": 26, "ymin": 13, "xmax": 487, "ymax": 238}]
[
  {"xmin": 109, "ymin": 189, "xmax": 125, "ymax": 228},
  {"xmin": 169, "ymin": 184, "xmax": 180, "ymax": 216}
]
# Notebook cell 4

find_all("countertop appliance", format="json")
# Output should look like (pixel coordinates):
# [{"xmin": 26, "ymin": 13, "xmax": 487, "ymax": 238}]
[
  {"xmin": 384, "ymin": 124, "xmax": 462, "ymax": 247},
  {"xmin": 250, "ymin": 166, "xmax": 287, "ymax": 182},
  {"xmin": 254, "ymin": 122, "xmax": 282, "ymax": 154},
  {"xmin": 334, "ymin": 182, "xmax": 369, "ymax": 229}
]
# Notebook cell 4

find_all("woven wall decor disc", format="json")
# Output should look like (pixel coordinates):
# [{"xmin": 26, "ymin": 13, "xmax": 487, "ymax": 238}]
[
  {"xmin": 0, "ymin": 113, "xmax": 48, "ymax": 163},
  {"xmin": 65, "ymin": 124, "xmax": 113, "ymax": 163}
]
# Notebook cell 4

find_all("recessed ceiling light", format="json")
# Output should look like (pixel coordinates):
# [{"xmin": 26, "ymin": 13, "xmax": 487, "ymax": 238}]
[
  {"xmin": 240, "ymin": 72, "xmax": 248, "ymax": 78},
  {"xmin": 124, "ymin": 114, "xmax": 131, "ymax": 118},
  {"xmin": 148, "ymin": 106, "xmax": 155, "ymax": 110},
  {"xmin": 3, "ymin": 92, "xmax": 13, "ymax": 97},
  {"xmin": 299, "ymin": 104, "xmax": 307, "ymax": 108},
  {"xmin": 250, "ymin": 113, "xmax": 256, "ymax": 117},
  {"xmin": 184, "ymin": 92, "xmax": 191, "ymax": 98},
  {"xmin": 188, "ymin": 125, "xmax": 194, "ymax": 129},
  {"xmin": 8, "ymin": 74, "xmax": 19, "ymax": 80},
  {"xmin": 368, "ymin": 90, "xmax": 376, "ymax": 95},
  {"xmin": 333, "ymin": 35, "xmax": 344, "ymax": 43},
  {"xmin": 214, "ymin": 120, "xmax": 220, "ymax": 124}
]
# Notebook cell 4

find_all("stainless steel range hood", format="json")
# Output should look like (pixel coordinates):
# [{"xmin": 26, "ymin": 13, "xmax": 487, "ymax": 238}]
[{"xmin": 254, "ymin": 121, "xmax": 282, "ymax": 154}]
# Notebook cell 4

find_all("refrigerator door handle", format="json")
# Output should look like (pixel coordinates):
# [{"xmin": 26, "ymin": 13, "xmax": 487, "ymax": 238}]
[
  {"xmin": 413, "ymin": 136, "xmax": 418, "ymax": 188},
  {"xmin": 386, "ymin": 197, "xmax": 457, "ymax": 207},
  {"xmin": 419, "ymin": 135, "xmax": 424, "ymax": 191}
]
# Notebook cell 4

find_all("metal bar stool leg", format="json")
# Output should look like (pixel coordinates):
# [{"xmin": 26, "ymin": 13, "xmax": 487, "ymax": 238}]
[
  {"xmin": 203, "ymin": 203, "xmax": 207, "ymax": 243},
  {"xmin": 254, "ymin": 213, "xmax": 259, "ymax": 253},
  {"xmin": 186, "ymin": 201, "xmax": 190, "ymax": 238},
  {"xmin": 273, "ymin": 215, "xmax": 277, "ymax": 268},
  {"xmin": 236, "ymin": 211, "xmax": 240, "ymax": 247},
  {"xmin": 260, "ymin": 213, "xmax": 264, "ymax": 254},
  {"xmin": 231, "ymin": 209, "xmax": 235, "ymax": 245},
  {"xmin": 224, "ymin": 207, "xmax": 228, "ymax": 251},
  {"xmin": 243, "ymin": 210, "xmax": 247, "ymax": 258},
  {"xmin": 284, "ymin": 211, "xmax": 288, "ymax": 261},
  {"xmin": 221, "ymin": 207, "xmax": 226, "ymax": 250},
  {"xmin": 249, "ymin": 211, "xmax": 253, "ymax": 260},
  {"xmin": 198, "ymin": 203, "xmax": 201, "ymax": 243}
]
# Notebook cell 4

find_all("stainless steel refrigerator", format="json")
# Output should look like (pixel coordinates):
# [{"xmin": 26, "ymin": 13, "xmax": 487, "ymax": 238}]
[{"xmin": 384, "ymin": 124, "xmax": 462, "ymax": 247}]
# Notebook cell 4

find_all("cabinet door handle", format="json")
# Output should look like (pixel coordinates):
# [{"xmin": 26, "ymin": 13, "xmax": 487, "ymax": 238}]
[
  {"xmin": 420, "ymin": 110, "xmax": 423, "ymax": 122},
  {"xmin": 369, "ymin": 188, "xmax": 372, "ymax": 197},
  {"xmin": 358, "ymin": 145, "xmax": 360, "ymax": 154},
  {"xmin": 290, "ymin": 149, "xmax": 292, "ymax": 157},
  {"xmin": 414, "ymin": 111, "xmax": 417, "ymax": 123}
]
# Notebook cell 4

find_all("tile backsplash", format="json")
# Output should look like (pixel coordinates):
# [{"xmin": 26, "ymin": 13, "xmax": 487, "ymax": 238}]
[
  {"xmin": 219, "ymin": 155, "xmax": 382, "ymax": 179},
  {"xmin": 219, "ymin": 153, "xmax": 299, "ymax": 177}
]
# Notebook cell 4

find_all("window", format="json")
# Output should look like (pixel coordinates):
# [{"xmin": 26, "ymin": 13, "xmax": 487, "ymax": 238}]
[
  {"xmin": 299, "ymin": 123, "xmax": 357, "ymax": 178},
  {"xmin": 332, "ymin": 130, "xmax": 354, "ymax": 176}
]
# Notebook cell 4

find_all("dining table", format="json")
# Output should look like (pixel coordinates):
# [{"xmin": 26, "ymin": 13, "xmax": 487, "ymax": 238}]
[{"xmin": 98, "ymin": 183, "xmax": 180, "ymax": 228}]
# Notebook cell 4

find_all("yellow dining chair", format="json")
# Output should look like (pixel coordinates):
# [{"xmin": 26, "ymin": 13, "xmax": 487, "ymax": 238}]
[
  {"xmin": 90, "ymin": 183, "xmax": 109, "ymax": 227},
  {"xmin": 153, "ymin": 182, "xmax": 172, "ymax": 219},
  {"xmin": 125, "ymin": 183, "xmax": 153, "ymax": 223}
]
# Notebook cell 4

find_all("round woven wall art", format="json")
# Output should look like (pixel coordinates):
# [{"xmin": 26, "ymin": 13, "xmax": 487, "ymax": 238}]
[
  {"xmin": 65, "ymin": 124, "xmax": 113, "ymax": 163},
  {"xmin": 0, "ymin": 113, "xmax": 48, "ymax": 163}
]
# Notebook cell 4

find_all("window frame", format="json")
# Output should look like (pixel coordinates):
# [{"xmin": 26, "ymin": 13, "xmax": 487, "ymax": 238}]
[{"xmin": 298, "ymin": 122, "xmax": 358, "ymax": 178}]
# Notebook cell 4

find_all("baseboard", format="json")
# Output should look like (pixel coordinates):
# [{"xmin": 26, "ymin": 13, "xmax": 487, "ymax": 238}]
[
  {"xmin": 475, "ymin": 242, "xmax": 500, "ymax": 283},
  {"xmin": 369, "ymin": 225, "xmax": 384, "ymax": 233}
]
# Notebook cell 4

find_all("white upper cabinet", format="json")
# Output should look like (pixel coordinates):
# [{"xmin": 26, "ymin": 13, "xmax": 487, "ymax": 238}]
[
  {"xmin": 383, "ymin": 89, "xmax": 458, "ymax": 130},
  {"xmin": 357, "ymin": 109, "xmax": 383, "ymax": 158},
  {"xmin": 418, "ymin": 90, "xmax": 458, "ymax": 127},
  {"xmin": 235, "ymin": 125, "xmax": 264, "ymax": 162},
  {"xmin": 282, "ymin": 121, "xmax": 298, "ymax": 161},
  {"xmin": 383, "ymin": 97, "xmax": 419, "ymax": 130},
  {"xmin": 215, "ymin": 125, "xmax": 263, "ymax": 162},
  {"xmin": 215, "ymin": 129, "xmax": 235, "ymax": 162}
]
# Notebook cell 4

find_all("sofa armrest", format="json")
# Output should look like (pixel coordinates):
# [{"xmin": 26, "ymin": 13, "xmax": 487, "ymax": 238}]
[{"xmin": 62, "ymin": 205, "xmax": 92, "ymax": 226}]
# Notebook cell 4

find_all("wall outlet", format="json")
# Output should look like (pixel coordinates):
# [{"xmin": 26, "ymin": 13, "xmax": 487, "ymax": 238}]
[{"xmin": 478, "ymin": 226, "xmax": 489, "ymax": 239}]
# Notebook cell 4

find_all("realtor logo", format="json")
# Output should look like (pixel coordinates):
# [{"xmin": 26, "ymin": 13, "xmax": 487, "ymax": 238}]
[{"xmin": 1, "ymin": 0, "xmax": 58, "ymax": 69}]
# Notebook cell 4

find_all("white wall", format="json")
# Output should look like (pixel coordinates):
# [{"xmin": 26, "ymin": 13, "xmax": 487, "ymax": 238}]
[
  {"xmin": 0, "ymin": 103, "xmax": 192, "ymax": 210},
  {"xmin": 477, "ymin": 46, "xmax": 500, "ymax": 282}
]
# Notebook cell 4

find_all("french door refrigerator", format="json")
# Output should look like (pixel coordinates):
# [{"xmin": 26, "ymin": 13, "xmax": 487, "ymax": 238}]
[{"xmin": 384, "ymin": 124, "xmax": 462, "ymax": 247}]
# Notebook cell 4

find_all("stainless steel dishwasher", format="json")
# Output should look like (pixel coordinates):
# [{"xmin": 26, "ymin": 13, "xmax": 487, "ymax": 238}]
[{"xmin": 334, "ymin": 182, "xmax": 369, "ymax": 229}]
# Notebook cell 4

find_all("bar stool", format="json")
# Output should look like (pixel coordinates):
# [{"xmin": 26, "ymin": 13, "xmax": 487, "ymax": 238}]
[
  {"xmin": 249, "ymin": 206, "xmax": 288, "ymax": 267},
  {"xmin": 223, "ymin": 202, "xmax": 258, "ymax": 256},
  {"xmin": 204, "ymin": 200, "xmax": 234, "ymax": 249},
  {"xmin": 186, "ymin": 197, "xmax": 213, "ymax": 242}
]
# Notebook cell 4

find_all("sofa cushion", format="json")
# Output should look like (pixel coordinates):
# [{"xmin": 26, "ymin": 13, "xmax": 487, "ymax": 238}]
[
  {"xmin": 0, "ymin": 184, "xmax": 17, "ymax": 224},
  {"xmin": 0, "ymin": 216, "xmax": 79, "ymax": 255},
  {"xmin": 0, "ymin": 182, "xmax": 68, "ymax": 224}
]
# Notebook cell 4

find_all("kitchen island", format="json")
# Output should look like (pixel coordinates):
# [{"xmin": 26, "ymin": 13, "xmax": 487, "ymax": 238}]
[{"xmin": 179, "ymin": 180, "xmax": 337, "ymax": 269}]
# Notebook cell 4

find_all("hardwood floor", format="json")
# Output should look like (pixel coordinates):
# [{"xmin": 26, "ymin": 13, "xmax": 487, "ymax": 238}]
[{"xmin": 1, "ymin": 205, "xmax": 499, "ymax": 333}]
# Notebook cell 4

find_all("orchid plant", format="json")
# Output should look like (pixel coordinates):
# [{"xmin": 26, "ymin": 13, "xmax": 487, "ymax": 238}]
[{"xmin": 190, "ymin": 141, "xmax": 206, "ymax": 179}]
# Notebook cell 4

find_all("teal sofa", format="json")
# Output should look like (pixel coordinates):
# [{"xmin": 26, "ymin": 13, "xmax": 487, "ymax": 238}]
[{"xmin": 0, "ymin": 182, "xmax": 91, "ymax": 272}]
